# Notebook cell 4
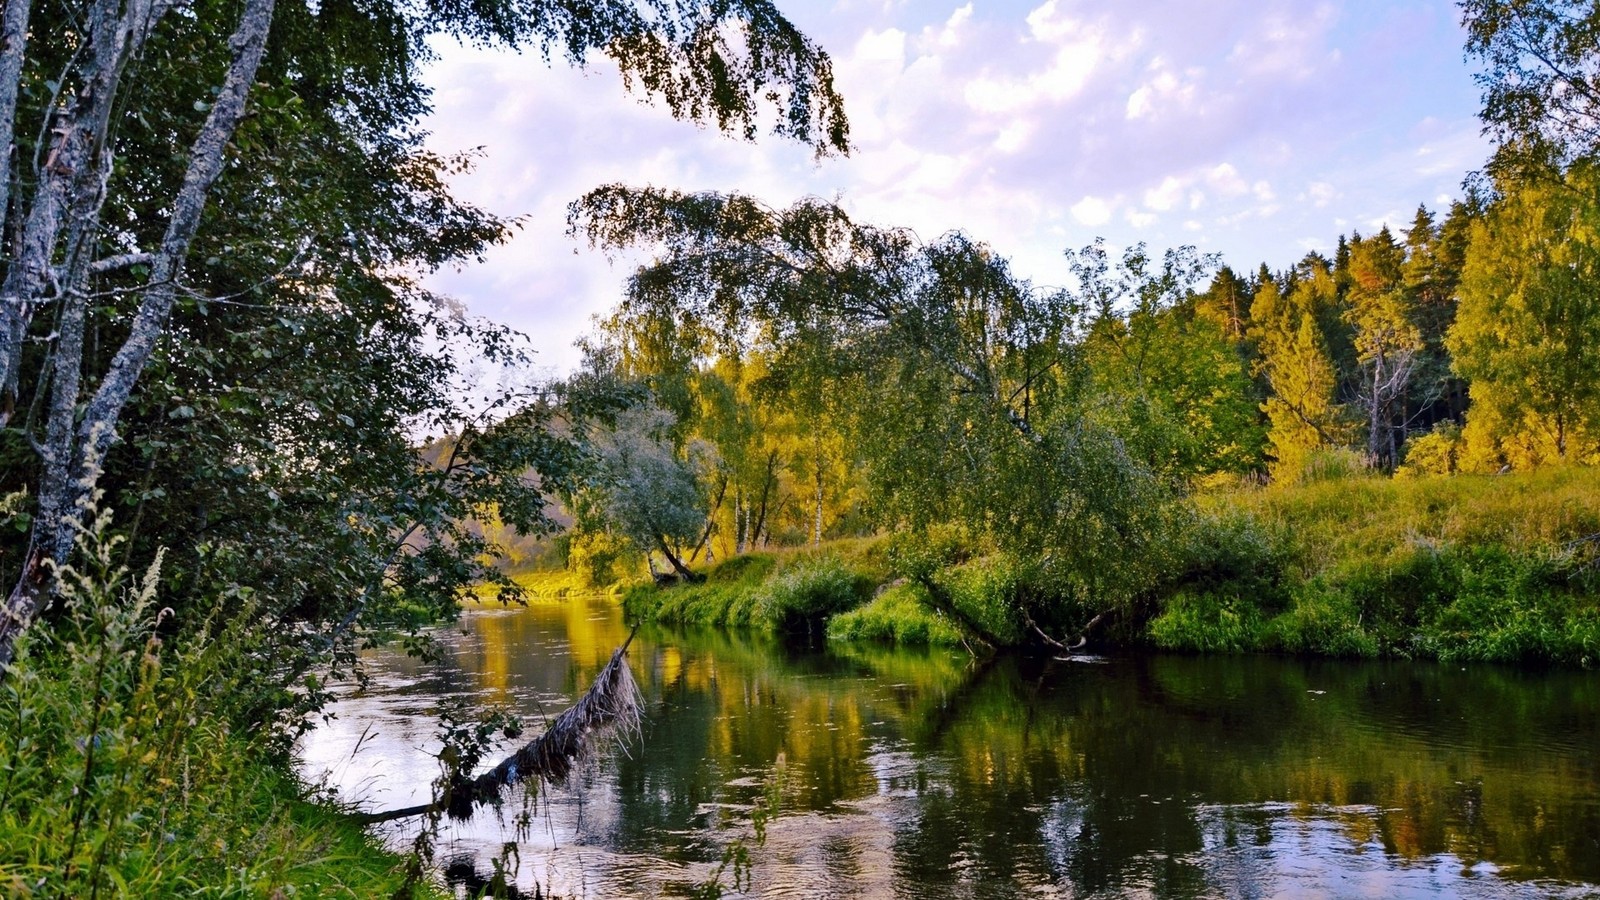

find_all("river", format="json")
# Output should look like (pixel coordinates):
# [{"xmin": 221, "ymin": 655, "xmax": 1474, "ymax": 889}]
[{"xmin": 298, "ymin": 594, "xmax": 1600, "ymax": 898}]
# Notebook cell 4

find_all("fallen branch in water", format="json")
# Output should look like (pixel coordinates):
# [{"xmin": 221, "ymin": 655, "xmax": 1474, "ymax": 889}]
[
  {"xmin": 1020, "ymin": 609, "xmax": 1086, "ymax": 653},
  {"xmin": 357, "ymin": 625, "xmax": 642, "ymax": 824}
]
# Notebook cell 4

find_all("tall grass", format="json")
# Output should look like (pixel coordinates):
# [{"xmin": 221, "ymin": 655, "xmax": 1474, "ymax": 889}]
[
  {"xmin": 0, "ymin": 507, "xmax": 432, "ymax": 898},
  {"xmin": 1152, "ymin": 466, "xmax": 1600, "ymax": 665}
]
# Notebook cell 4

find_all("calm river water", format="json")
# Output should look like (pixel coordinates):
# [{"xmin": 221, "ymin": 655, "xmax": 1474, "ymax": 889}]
[{"xmin": 298, "ymin": 595, "xmax": 1600, "ymax": 899}]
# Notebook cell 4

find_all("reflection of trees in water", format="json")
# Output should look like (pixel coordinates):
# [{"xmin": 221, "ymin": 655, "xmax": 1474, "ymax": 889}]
[{"xmin": 354, "ymin": 606, "xmax": 1600, "ymax": 896}]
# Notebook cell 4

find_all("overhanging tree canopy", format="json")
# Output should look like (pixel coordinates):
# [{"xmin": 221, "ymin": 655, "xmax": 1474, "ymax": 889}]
[{"xmin": 0, "ymin": 0, "xmax": 848, "ymax": 671}]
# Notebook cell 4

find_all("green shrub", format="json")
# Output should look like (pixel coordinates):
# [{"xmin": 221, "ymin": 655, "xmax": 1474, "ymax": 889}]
[
  {"xmin": 0, "ymin": 514, "xmax": 429, "ymax": 898},
  {"xmin": 1168, "ymin": 511, "xmax": 1292, "ymax": 610},
  {"xmin": 1147, "ymin": 589, "xmax": 1268, "ymax": 653},
  {"xmin": 566, "ymin": 530, "xmax": 637, "ymax": 588},
  {"xmin": 1264, "ymin": 582, "xmax": 1379, "ymax": 658},
  {"xmin": 827, "ymin": 583, "xmax": 967, "ymax": 647},
  {"xmin": 1397, "ymin": 422, "xmax": 1463, "ymax": 478},
  {"xmin": 757, "ymin": 558, "xmax": 868, "ymax": 634}
]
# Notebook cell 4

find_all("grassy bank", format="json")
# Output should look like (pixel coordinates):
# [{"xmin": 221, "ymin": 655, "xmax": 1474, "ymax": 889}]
[
  {"xmin": 619, "ymin": 538, "xmax": 890, "ymax": 636},
  {"xmin": 0, "ymin": 549, "xmax": 438, "ymax": 898},
  {"xmin": 621, "ymin": 466, "xmax": 1600, "ymax": 666},
  {"xmin": 1152, "ymin": 465, "xmax": 1600, "ymax": 665}
]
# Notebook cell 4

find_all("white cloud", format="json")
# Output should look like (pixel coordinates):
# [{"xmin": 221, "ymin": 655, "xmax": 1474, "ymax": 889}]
[
  {"xmin": 1306, "ymin": 181, "xmax": 1337, "ymax": 207},
  {"xmin": 1143, "ymin": 175, "xmax": 1185, "ymax": 211},
  {"xmin": 994, "ymin": 120, "xmax": 1033, "ymax": 153},
  {"xmin": 933, "ymin": 4, "xmax": 972, "ymax": 48},
  {"xmin": 1206, "ymin": 163, "xmax": 1249, "ymax": 196},
  {"xmin": 1227, "ymin": 5, "xmax": 1338, "ymax": 80},
  {"xmin": 1124, "ymin": 62, "xmax": 1200, "ymax": 122},
  {"xmin": 967, "ymin": 42, "xmax": 1101, "ymax": 112},
  {"xmin": 1025, "ymin": 0, "xmax": 1079, "ymax": 43},
  {"xmin": 1071, "ymin": 196, "xmax": 1113, "ymax": 226},
  {"xmin": 1126, "ymin": 209, "xmax": 1158, "ymax": 228},
  {"xmin": 855, "ymin": 27, "xmax": 907, "ymax": 65}
]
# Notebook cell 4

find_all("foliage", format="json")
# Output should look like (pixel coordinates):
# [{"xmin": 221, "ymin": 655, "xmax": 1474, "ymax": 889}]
[
  {"xmin": 572, "ymin": 191, "xmax": 1195, "ymax": 639},
  {"xmin": 1450, "ymin": 164, "xmax": 1600, "ymax": 469},
  {"xmin": 567, "ymin": 400, "xmax": 721, "ymax": 580},
  {"xmin": 1148, "ymin": 589, "xmax": 1269, "ymax": 654},
  {"xmin": 1250, "ymin": 265, "xmax": 1345, "ymax": 482},
  {"xmin": 1462, "ymin": 0, "xmax": 1600, "ymax": 174},
  {"xmin": 1398, "ymin": 422, "xmax": 1464, "ymax": 478},
  {"xmin": 0, "ymin": 511, "xmax": 434, "ymax": 898},
  {"xmin": 1344, "ymin": 227, "xmax": 1425, "ymax": 470},
  {"xmin": 756, "ymin": 558, "xmax": 869, "ymax": 634},
  {"xmin": 1160, "ymin": 465, "xmax": 1600, "ymax": 665},
  {"xmin": 826, "ymin": 583, "xmax": 968, "ymax": 647},
  {"xmin": 1079, "ymin": 243, "xmax": 1264, "ymax": 478},
  {"xmin": 1, "ymin": 0, "xmax": 853, "ymax": 692}
]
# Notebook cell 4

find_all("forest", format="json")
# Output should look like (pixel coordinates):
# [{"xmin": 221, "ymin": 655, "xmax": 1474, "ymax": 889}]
[{"xmin": 0, "ymin": 0, "xmax": 1597, "ymax": 896}]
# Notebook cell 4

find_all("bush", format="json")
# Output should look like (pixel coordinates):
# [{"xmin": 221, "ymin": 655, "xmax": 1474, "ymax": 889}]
[
  {"xmin": 0, "ymin": 513, "xmax": 427, "ymax": 898},
  {"xmin": 1147, "ymin": 589, "xmax": 1268, "ymax": 653},
  {"xmin": 1263, "ymin": 582, "xmax": 1379, "ymax": 658},
  {"xmin": 757, "ymin": 558, "xmax": 868, "ymax": 634},
  {"xmin": 1397, "ymin": 422, "xmax": 1463, "ymax": 478},
  {"xmin": 566, "ymin": 530, "xmax": 637, "ymax": 588},
  {"xmin": 827, "ymin": 582, "xmax": 967, "ymax": 647}
]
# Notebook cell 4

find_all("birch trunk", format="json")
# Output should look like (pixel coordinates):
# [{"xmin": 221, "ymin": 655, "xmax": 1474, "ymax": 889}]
[
  {"xmin": 0, "ymin": 0, "xmax": 31, "ymax": 422},
  {"xmin": 1, "ymin": 0, "xmax": 276, "ymax": 670}
]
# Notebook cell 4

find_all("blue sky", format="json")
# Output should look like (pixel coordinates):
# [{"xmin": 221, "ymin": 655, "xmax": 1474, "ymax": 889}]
[{"xmin": 421, "ymin": 0, "xmax": 1488, "ymax": 374}]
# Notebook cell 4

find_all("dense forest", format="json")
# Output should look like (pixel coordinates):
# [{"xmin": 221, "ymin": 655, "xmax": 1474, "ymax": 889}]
[{"xmin": 0, "ymin": 0, "xmax": 1598, "ymax": 894}]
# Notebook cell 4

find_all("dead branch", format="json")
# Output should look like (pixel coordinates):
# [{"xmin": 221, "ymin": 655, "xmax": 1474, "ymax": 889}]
[{"xmin": 357, "ymin": 625, "xmax": 642, "ymax": 824}]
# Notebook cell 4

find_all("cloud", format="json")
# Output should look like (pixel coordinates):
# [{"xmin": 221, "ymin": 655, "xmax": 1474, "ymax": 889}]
[
  {"xmin": 1206, "ymin": 163, "xmax": 1249, "ymax": 196},
  {"xmin": 1125, "ymin": 61, "xmax": 1201, "ymax": 122},
  {"xmin": 1143, "ymin": 175, "xmax": 1185, "ymax": 212},
  {"xmin": 855, "ymin": 27, "xmax": 906, "ymax": 65},
  {"xmin": 1071, "ymin": 196, "xmax": 1113, "ymax": 226},
  {"xmin": 414, "ymin": 0, "xmax": 1489, "ymax": 373}
]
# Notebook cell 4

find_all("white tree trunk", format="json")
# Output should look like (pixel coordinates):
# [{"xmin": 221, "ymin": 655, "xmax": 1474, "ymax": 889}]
[{"xmin": 1, "ymin": 0, "xmax": 277, "ymax": 669}]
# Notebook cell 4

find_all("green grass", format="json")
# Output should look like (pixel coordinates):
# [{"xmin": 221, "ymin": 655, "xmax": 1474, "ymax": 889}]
[
  {"xmin": 614, "ymin": 467, "xmax": 1600, "ymax": 666},
  {"xmin": 826, "ymin": 582, "xmax": 967, "ymax": 647},
  {"xmin": 0, "ymin": 528, "xmax": 440, "ymax": 899},
  {"xmin": 622, "ymin": 537, "xmax": 894, "ymax": 633},
  {"xmin": 1154, "ymin": 465, "xmax": 1600, "ymax": 666}
]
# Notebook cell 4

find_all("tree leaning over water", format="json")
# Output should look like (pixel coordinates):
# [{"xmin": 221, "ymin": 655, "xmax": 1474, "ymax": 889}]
[
  {"xmin": 571, "ymin": 188, "xmax": 1190, "ymax": 644},
  {"xmin": 0, "ymin": 0, "xmax": 847, "ymax": 673}
]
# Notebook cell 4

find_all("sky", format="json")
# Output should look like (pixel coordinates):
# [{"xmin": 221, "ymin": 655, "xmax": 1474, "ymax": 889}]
[{"xmin": 420, "ymin": 0, "xmax": 1489, "ymax": 375}]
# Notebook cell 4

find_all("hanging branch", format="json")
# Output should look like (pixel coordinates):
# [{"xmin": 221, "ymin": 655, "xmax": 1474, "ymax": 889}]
[{"xmin": 358, "ymin": 625, "xmax": 643, "ymax": 824}]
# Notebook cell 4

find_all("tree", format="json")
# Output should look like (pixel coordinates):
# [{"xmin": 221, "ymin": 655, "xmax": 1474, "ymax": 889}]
[
  {"xmin": 1251, "ymin": 265, "xmax": 1343, "ymax": 482},
  {"xmin": 1194, "ymin": 265, "xmax": 1253, "ymax": 343},
  {"xmin": 1, "ymin": 0, "xmax": 848, "ymax": 669},
  {"xmin": 571, "ymin": 402, "xmax": 719, "ymax": 582},
  {"xmin": 1462, "ymin": 0, "xmax": 1600, "ymax": 175},
  {"xmin": 1344, "ymin": 227, "xmax": 1424, "ymax": 470},
  {"xmin": 1450, "ymin": 166, "xmax": 1600, "ymax": 468},
  {"xmin": 571, "ymin": 188, "xmax": 1183, "ymax": 644},
  {"xmin": 1079, "ymin": 245, "xmax": 1262, "ymax": 479}
]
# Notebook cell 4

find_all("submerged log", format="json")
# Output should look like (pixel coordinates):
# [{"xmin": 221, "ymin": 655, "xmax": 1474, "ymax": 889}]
[{"xmin": 358, "ymin": 625, "xmax": 642, "ymax": 824}]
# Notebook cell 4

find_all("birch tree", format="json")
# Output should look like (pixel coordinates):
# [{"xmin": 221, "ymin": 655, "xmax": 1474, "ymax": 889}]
[{"xmin": 0, "ymin": 0, "xmax": 848, "ymax": 669}]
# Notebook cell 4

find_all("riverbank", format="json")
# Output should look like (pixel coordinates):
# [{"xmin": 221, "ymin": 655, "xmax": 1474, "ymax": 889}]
[
  {"xmin": 619, "ymin": 466, "xmax": 1600, "ymax": 666},
  {"xmin": 0, "ymin": 616, "xmax": 439, "ymax": 898}
]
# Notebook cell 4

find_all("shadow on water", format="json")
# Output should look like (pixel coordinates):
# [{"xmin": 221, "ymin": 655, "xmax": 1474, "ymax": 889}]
[{"xmin": 299, "ymin": 595, "xmax": 1600, "ymax": 898}]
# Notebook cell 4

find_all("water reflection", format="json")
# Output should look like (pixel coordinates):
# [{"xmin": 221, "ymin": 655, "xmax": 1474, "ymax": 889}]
[{"xmin": 298, "ymin": 596, "xmax": 1600, "ymax": 898}]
